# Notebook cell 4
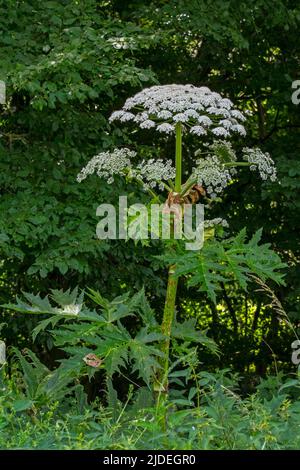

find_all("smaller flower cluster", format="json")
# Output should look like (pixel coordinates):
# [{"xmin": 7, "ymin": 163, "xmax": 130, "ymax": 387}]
[
  {"xmin": 242, "ymin": 148, "xmax": 277, "ymax": 181},
  {"xmin": 208, "ymin": 140, "xmax": 237, "ymax": 163},
  {"xmin": 192, "ymin": 155, "xmax": 236, "ymax": 199},
  {"xmin": 204, "ymin": 218, "xmax": 229, "ymax": 228},
  {"xmin": 191, "ymin": 142, "xmax": 277, "ymax": 198},
  {"xmin": 132, "ymin": 158, "xmax": 176, "ymax": 191},
  {"xmin": 77, "ymin": 148, "xmax": 175, "ymax": 192},
  {"xmin": 76, "ymin": 148, "xmax": 135, "ymax": 184}
]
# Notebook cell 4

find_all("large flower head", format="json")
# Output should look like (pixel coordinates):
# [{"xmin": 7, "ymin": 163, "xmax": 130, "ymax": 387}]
[{"xmin": 109, "ymin": 84, "xmax": 246, "ymax": 138}]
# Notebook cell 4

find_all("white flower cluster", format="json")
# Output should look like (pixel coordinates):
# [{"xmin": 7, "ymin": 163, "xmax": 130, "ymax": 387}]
[
  {"xmin": 77, "ymin": 148, "xmax": 175, "ymax": 192},
  {"xmin": 242, "ymin": 148, "xmax": 277, "ymax": 181},
  {"xmin": 192, "ymin": 155, "xmax": 236, "ymax": 199},
  {"xmin": 132, "ymin": 158, "xmax": 176, "ymax": 191},
  {"xmin": 208, "ymin": 140, "xmax": 237, "ymax": 163},
  {"xmin": 77, "ymin": 148, "xmax": 135, "ymax": 184},
  {"xmin": 204, "ymin": 218, "xmax": 229, "ymax": 228},
  {"xmin": 109, "ymin": 84, "xmax": 246, "ymax": 138}
]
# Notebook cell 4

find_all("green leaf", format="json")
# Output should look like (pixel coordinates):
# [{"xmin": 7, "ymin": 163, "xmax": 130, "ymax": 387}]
[
  {"xmin": 12, "ymin": 399, "xmax": 34, "ymax": 412},
  {"xmin": 130, "ymin": 327, "xmax": 164, "ymax": 385},
  {"xmin": 12, "ymin": 348, "xmax": 49, "ymax": 400},
  {"xmin": 160, "ymin": 229, "xmax": 286, "ymax": 304},
  {"xmin": 32, "ymin": 315, "xmax": 61, "ymax": 341},
  {"xmin": 172, "ymin": 319, "xmax": 219, "ymax": 355}
]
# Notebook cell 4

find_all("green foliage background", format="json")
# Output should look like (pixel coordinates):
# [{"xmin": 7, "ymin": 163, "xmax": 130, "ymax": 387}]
[{"xmin": 0, "ymin": 0, "xmax": 299, "ymax": 380}]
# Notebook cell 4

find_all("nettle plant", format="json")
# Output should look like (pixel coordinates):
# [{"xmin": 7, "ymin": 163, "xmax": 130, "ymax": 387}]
[{"xmin": 4, "ymin": 85, "xmax": 284, "ymax": 407}]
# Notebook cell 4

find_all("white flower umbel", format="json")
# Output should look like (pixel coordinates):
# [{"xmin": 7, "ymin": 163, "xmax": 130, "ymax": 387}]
[
  {"xmin": 132, "ymin": 158, "xmax": 176, "ymax": 191},
  {"xmin": 192, "ymin": 141, "xmax": 276, "ymax": 198},
  {"xmin": 109, "ymin": 84, "xmax": 246, "ymax": 138},
  {"xmin": 209, "ymin": 140, "xmax": 237, "ymax": 163},
  {"xmin": 77, "ymin": 148, "xmax": 175, "ymax": 192},
  {"xmin": 242, "ymin": 148, "xmax": 277, "ymax": 181},
  {"xmin": 192, "ymin": 155, "xmax": 235, "ymax": 198},
  {"xmin": 77, "ymin": 148, "xmax": 136, "ymax": 183}
]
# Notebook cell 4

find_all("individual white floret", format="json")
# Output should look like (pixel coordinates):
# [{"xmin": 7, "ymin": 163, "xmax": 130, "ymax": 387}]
[
  {"xmin": 190, "ymin": 126, "xmax": 207, "ymax": 136},
  {"xmin": 232, "ymin": 124, "xmax": 246, "ymax": 136},
  {"xmin": 212, "ymin": 127, "xmax": 229, "ymax": 138},
  {"xmin": 156, "ymin": 123, "xmax": 175, "ymax": 134},
  {"xmin": 140, "ymin": 119, "xmax": 156, "ymax": 129}
]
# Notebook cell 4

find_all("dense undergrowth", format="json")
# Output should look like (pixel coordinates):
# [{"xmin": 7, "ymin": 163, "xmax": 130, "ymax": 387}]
[{"xmin": 1, "ymin": 368, "xmax": 300, "ymax": 450}]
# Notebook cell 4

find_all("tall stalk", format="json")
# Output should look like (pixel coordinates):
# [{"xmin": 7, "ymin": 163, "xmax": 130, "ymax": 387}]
[
  {"xmin": 175, "ymin": 122, "xmax": 182, "ymax": 193},
  {"xmin": 157, "ymin": 123, "xmax": 182, "ymax": 396}
]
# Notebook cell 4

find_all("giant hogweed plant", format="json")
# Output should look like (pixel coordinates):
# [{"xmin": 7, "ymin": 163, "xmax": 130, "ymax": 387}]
[{"xmin": 4, "ymin": 85, "xmax": 285, "ymax": 407}]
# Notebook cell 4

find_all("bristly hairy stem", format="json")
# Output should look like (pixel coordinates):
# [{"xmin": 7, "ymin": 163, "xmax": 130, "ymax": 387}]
[
  {"xmin": 175, "ymin": 123, "xmax": 182, "ymax": 192},
  {"xmin": 156, "ymin": 123, "xmax": 182, "ymax": 406},
  {"xmin": 160, "ymin": 265, "xmax": 178, "ymax": 383}
]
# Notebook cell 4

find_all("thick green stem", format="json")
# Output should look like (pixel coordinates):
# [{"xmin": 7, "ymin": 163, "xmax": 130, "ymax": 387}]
[
  {"xmin": 159, "ymin": 265, "xmax": 178, "ymax": 389},
  {"xmin": 156, "ymin": 123, "xmax": 182, "ymax": 401},
  {"xmin": 175, "ymin": 123, "xmax": 182, "ymax": 192}
]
